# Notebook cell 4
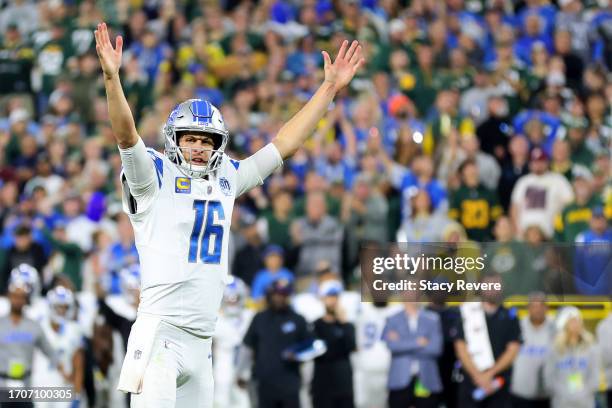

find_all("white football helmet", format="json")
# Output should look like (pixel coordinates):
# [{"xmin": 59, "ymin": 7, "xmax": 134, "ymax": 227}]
[
  {"xmin": 162, "ymin": 99, "xmax": 229, "ymax": 178},
  {"xmin": 222, "ymin": 276, "xmax": 248, "ymax": 316},
  {"xmin": 47, "ymin": 285, "xmax": 75, "ymax": 325},
  {"xmin": 9, "ymin": 264, "xmax": 41, "ymax": 300}
]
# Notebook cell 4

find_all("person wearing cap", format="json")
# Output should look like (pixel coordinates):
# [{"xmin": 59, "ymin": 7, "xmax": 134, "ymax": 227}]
[
  {"xmin": 251, "ymin": 244, "xmax": 294, "ymax": 301},
  {"xmin": 573, "ymin": 205, "xmax": 612, "ymax": 296},
  {"xmin": 510, "ymin": 146, "xmax": 574, "ymax": 239},
  {"xmin": 1, "ymin": 225, "xmax": 46, "ymax": 294},
  {"xmin": 0, "ymin": 273, "xmax": 60, "ymax": 406},
  {"xmin": 544, "ymin": 307, "xmax": 600, "ymax": 408},
  {"xmin": 310, "ymin": 280, "xmax": 356, "ymax": 408},
  {"xmin": 238, "ymin": 279, "xmax": 311, "ymax": 408}
]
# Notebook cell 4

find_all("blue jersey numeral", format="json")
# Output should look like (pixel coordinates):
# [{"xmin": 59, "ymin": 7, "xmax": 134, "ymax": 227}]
[
  {"xmin": 188, "ymin": 200, "xmax": 225, "ymax": 264},
  {"xmin": 362, "ymin": 322, "xmax": 378, "ymax": 349}
]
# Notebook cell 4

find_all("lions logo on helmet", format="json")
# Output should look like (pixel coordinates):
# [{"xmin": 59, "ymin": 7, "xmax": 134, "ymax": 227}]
[
  {"xmin": 222, "ymin": 276, "xmax": 248, "ymax": 316},
  {"xmin": 47, "ymin": 286, "xmax": 75, "ymax": 326},
  {"xmin": 163, "ymin": 99, "xmax": 229, "ymax": 178},
  {"xmin": 9, "ymin": 264, "xmax": 40, "ymax": 299}
]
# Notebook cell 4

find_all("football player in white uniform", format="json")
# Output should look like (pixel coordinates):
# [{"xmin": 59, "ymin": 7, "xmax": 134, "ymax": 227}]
[
  {"xmin": 93, "ymin": 21, "xmax": 364, "ymax": 408},
  {"xmin": 353, "ymin": 301, "xmax": 402, "ymax": 408},
  {"xmin": 33, "ymin": 286, "xmax": 84, "ymax": 407},
  {"xmin": 213, "ymin": 277, "xmax": 253, "ymax": 408}
]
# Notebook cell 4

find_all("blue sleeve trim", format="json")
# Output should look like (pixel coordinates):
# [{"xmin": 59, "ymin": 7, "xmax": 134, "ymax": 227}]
[{"xmin": 147, "ymin": 150, "xmax": 164, "ymax": 188}]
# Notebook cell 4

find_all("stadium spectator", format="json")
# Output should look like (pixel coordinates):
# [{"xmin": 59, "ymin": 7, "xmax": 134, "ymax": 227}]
[
  {"xmin": 342, "ymin": 173, "xmax": 388, "ymax": 275},
  {"xmin": 259, "ymin": 189, "xmax": 295, "ymax": 253},
  {"xmin": 291, "ymin": 191, "xmax": 343, "ymax": 281},
  {"xmin": 574, "ymin": 205, "xmax": 612, "ymax": 295},
  {"xmin": 544, "ymin": 307, "xmax": 600, "ymax": 408},
  {"xmin": 449, "ymin": 159, "xmax": 503, "ymax": 241},
  {"xmin": 39, "ymin": 219, "xmax": 84, "ymax": 291},
  {"xmin": 511, "ymin": 147, "xmax": 574, "ymax": 239},
  {"xmin": 555, "ymin": 172, "xmax": 603, "ymax": 242},
  {"xmin": 251, "ymin": 244, "xmax": 294, "ymax": 301},
  {"xmin": 0, "ymin": 1, "xmax": 609, "ymax": 405},
  {"xmin": 1, "ymin": 225, "xmax": 45, "ymax": 294},
  {"xmin": 511, "ymin": 292, "xmax": 555, "ymax": 408},
  {"xmin": 396, "ymin": 189, "xmax": 449, "ymax": 243},
  {"xmin": 499, "ymin": 136, "xmax": 530, "ymax": 212},
  {"xmin": 232, "ymin": 211, "xmax": 265, "ymax": 287},
  {"xmin": 476, "ymin": 95, "xmax": 513, "ymax": 163}
]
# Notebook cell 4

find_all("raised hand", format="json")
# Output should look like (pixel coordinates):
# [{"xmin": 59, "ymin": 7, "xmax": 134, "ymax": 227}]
[
  {"xmin": 322, "ymin": 40, "xmax": 365, "ymax": 93},
  {"xmin": 94, "ymin": 22, "xmax": 123, "ymax": 79}
]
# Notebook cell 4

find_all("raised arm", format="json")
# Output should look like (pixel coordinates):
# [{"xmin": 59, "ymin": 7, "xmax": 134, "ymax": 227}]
[
  {"xmin": 272, "ymin": 40, "xmax": 365, "ymax": 160},
  {"xmin": 94, "ymin": 22, "xmax": 138, "ymax": 149}
]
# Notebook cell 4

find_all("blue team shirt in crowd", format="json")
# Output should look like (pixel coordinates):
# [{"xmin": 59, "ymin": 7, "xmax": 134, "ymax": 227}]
[
  {"xmin": 574, "ymin": 228, "xmax": 612, "ymax": 296},
  {"xmin": 251, "ymin": 268, "xmax": 295, "ymax": 300}
]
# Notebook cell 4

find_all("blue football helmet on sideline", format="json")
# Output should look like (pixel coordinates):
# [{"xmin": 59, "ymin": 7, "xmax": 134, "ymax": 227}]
[
  {"xmin": 47, "ymin": 285, "xmax": 75, "ymax": 325},
  {"xmin": 9, "ymin": 264, "xmax": 41, "ymax": 299},
  {"xmin": 163, "ymin": 99, "xmax": 229, "ymax": 178}
]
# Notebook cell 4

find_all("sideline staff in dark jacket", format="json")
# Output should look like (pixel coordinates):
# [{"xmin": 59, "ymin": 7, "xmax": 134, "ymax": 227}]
[
  {"xmin": 241, "ymin": 279, "xmax": 310, "ymax": 408},
  {"xmin": 311, "ymin": 280, "xmax": 356, "ymax": 408}
]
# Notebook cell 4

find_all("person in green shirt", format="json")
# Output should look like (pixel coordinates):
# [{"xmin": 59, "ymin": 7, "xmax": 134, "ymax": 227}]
[
  {"xmin": 0, "ymin": 24, "xmax": 34, "ymax": 96},
  {"xmin": 449, "ymin": 158, "xmax": 502, "ymax": 241},
  {"xmin": 261, "ymin": 189, "xmax": 295, "ymax": 252},
  {"xmin": 402, "ymin": 42, "xmax": 442, "ymax": 118},
  {"xmin": 34, "ymin": 24, "xmax": 74, "ymax": 98},
  {"xmin": 565, "ymin": 121, "xmax": 595, "ymax": 168},
  {"xmin": 555, "ymin": 174, "xmax": 607, "ymax": 242},
  {"xmin": 38, "ymin": 220, "xmax": 83, "ymax": 291}
]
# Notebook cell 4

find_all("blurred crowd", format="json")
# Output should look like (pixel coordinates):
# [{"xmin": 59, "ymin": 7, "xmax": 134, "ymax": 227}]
[{"xmin": 0, "ymin": 0, "xmax": 611, "ymax": 407}]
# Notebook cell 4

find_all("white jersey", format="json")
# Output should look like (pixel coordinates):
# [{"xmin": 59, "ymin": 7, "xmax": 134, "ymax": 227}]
[
  {"xmin": 32, "ymin": 320, "xmax": 83, "ymax": 408},
  {"xmin": 213, "ymin": 308, "xmax": 254, "ymax": 408},
  {"xmin": 353, "ymin": 303, "xmax": 401, "ymax": 408},
  {"xmin": 119, "ymin": 139, "xmax": 282, "ymax": 336},
  {"xmin": 354, "ymin": 303, "xmax": 400, "ymax": 372}
]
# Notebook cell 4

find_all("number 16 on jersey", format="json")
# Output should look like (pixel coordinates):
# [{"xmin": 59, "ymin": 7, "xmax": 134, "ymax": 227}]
[{"xmin": 188, "ymin": 200, "xmax": 225, "ymax": 264}]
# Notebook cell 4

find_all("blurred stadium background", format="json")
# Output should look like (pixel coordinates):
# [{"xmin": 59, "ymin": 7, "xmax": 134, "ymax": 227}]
[{"xmin": 0, "ymin": 0, "xmax": 610, "ymax": 407}]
